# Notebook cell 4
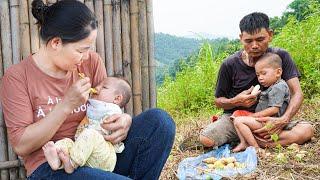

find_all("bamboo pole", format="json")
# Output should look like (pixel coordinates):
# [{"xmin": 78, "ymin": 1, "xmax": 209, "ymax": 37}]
[
  {"xmin": 18, "ymin": 157, "xmax": 26, "ymax": 179},
  {"xmin": 85, "ymin": 0, "xmax": 95, "ymax": 14},
  {"xmin": 20, "ymin": 0, "xmax": 31, "ymax": 59},
  {"xmin": 0, "ymin": 0, "xmax": 13, "ymax": 71},
  {"xmin": 10, "ymin": 0, "xmax": 21, "ymax": 65},
  {"xmin": 0, "ymin": 106, "xmax": 9, "ymax": 180},
  {"xmin": 84, "ymin": 0, "xmax": 96, "ymax": 52},
  {"xmin": 94, "ymin": 0, "xmax": 106, "ymax": 64},
  {"xmin": 0, "ymin": 32, "xmax": 9, "ymax": 179},
  {"xmin": 7, "ymin": 144, "xmax": 18, "ymax": 179},
  {"xmin": 28, "ymin": 0, "xmax": 40, "ymax": 53},
  {"xmin": 104, "ymin": 0, "xmax": 114, "ymax": 76},
  {"xmin": 121, "ymin": 0, "xmax": 133, "ymax": 115},
  {"xmin": 112, "ymin": 0, "xmax": 123, "ymax": 77},
  {"xmin": 146, "ymin": 0, "xmax": 156, "ymax": 108},
  {"xmin": 130, "ymin": 0, "xmax": 142, "ymax": 115},
  {"xmin": 138, "ymin": 0, "xmax": 150, "ymax": 111}
]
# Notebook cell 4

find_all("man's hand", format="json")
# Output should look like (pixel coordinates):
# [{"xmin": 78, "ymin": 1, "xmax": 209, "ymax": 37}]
[
  {"xmin": 101, "ymin": 113, "xmax": 132, "ymax": 144},
  {"xmin": 253, "ymin": 116, "xmax": 287, "ymax": 139},
  {"xmin": 233, "ymin": 86, "xmax": 259, "ymax": 108}
]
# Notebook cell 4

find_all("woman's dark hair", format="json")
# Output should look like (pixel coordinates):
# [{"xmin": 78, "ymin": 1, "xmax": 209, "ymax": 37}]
[
  {"xmin": 32, "ymin": 0, "xmax": 97, "ymax": 44},
  {"xmin": 239, "ymin": 12, "xmax": 270, "ymax": 34}
]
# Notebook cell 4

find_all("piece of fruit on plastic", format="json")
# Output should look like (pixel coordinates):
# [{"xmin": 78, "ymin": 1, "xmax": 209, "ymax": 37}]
[{"xmin": 203, "ymin": 157, "xmax": 217, "ymax": 164}]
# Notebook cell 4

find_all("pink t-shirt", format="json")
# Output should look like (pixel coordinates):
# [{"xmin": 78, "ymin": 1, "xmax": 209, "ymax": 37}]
[{"xmin": 0, "ymin": 51, "xmax": 107, "ymax": 175}]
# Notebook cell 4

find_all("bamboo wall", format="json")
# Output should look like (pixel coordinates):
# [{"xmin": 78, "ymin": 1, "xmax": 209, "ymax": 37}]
[{"xmin": 0, "ymin": 0, "xmax": 156, "ymax": 178}]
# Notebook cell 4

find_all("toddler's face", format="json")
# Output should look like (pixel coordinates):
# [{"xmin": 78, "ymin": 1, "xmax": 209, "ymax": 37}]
[
  {"xmin": 255, "ymin": 61, "xmax": 281, "ymax": 87},
  {"xmin": 91, "ymin": 79, "xmax": 117, "ymax": 103}
]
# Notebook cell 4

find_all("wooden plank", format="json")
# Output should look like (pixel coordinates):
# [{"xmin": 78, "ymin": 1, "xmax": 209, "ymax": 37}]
[
  {"xmin": 0, "ymin": 0, "xmax": 13, "ymax": 72},
  {"xmin": 138, "ymin": 0, "xmax": 149, "ymax": 111},
  {"xmin": 10, "ymin": 0, "xmax": 21, "ymax": 65},
  {"xmin": 94, "ymin": 0, "xmax": 106, "ymax": 64},
  {"xmin": 130, "ymin": 0, "xmax": 142, "ymax": 115},
  {"xmin": 104, "ymin": 0, "xmax": 114, "ymax": 76},
  {"xmin": 20, "ymin": 0, "xmax": 31, "ymax": 59},
  {"xmin": 121, "ymin": 0, "xmax": 133, "ymax": 115},
  {"xmin": 28, "ymin": 0, "xmax": 40, "ymax": 53},
  {"xmin": 112, "ymin": 0, "xmax": 122, "ymax": 77},
  {"xmin": 146, "ymin": 0, "xmax": 156, "ymax": 108}
]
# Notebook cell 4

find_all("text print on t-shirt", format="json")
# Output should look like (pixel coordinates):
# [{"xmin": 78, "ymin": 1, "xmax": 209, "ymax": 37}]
[{"xmin": 36, "ymin": 96, "xmax": 87, "ymax": 118}]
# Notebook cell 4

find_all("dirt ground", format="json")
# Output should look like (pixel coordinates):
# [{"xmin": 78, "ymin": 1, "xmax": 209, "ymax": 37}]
[{"xmin": 160, "ymin": 100, "xmax": 320, "ymax": 180}]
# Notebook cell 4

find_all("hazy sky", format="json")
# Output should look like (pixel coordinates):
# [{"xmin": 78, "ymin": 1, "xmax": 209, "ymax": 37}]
[{"xmin": 154, "ymin": 0, "xmax": 294, "ymax": 39}]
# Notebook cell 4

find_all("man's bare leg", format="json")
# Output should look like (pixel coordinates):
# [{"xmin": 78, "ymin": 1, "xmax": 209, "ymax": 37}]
[
  {"xmin": 42, "ymin": 141, "xmax": 61, "ymax": 170},
  {"xmin": 199, "ymin": 135, "xmax": 215, "ymax": 147},
  {"xmin": 257, "ymin": 122, "xmax": 314, "ymax": 148}
]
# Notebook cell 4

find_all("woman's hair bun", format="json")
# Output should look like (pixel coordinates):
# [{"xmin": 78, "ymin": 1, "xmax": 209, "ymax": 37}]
[{"xmin": 31, "ymin": 0, "xmax": 49, "ymax": 26}]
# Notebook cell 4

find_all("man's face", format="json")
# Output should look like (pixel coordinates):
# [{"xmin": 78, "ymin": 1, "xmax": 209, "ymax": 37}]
[{"xmin": 240, "ymin": 28, "xmax": 273, "ymax": 59}]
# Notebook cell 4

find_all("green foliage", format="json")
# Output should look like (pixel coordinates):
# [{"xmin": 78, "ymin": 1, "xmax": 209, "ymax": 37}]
[
  {"xmin": 270, "ymin": 0, "xmax": 320, "ymax": 33},
  {"xmin": 272, "ymin": 8, "xmax": 320, "ymax": 98},
  {"xmin": 157, "ymin": 42, "xmax": 238, "ymax": 117}
]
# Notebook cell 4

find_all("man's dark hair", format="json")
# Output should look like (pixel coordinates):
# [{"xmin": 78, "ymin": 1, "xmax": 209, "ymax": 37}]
[{"xmin": 239, "ymin": 12, "xmax": 270, "ymax": 34}]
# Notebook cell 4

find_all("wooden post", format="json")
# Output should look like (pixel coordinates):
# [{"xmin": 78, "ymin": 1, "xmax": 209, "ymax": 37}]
[
  {"xmin": 104, "ymin": 0, "xmax": 114, "ymax": 76},
  {"xmin": 10, "ymin": 0, "xmax": 21, "ymax": 65},
  {"xmin": 0, "ymin": 0, "xmax": 13, "ymax": 71},
  {"xmin": 146, "ymin": 0, "xmax": 156, "ymax": 108},
  {"xmin": 121, "ymin": 0, "xmax": 133, "ymax": 115},
  {"xmin": 130, "ymin": 0, "xmax": 142, "ymax": 115},
  {"xmin": 0, "ymin": 4, "xmax": 9, "ymax": 178},
  {"xmin": 7, "ymin": 144, "xmax": 18, "ymax": 180},
  {"xmin": 20, "ymin": 0, "xmax": 31, "ymax": 59},
  {"xmin": 112, "ymin": 0, "xmax": 122, "ymax": 77},
  {"xmin": 0, "ymin": 105, "xmax": 9, "ymax": 180},
  {"xmin": 94, "ymin": 0, "xmax": 106, "ymax": 63},
  {"xmin": 85, "ymin": 0, "xmax": 95, "ymax": 12},
  {"xmin": 138, "ymin": 0, "xmax": 149, "ymax": 111},
  {"xmin": 85, "ymin": 0, "xmax": 96, "ymax": 52},
  {"xmin": 28, "ymin": 0, "xmax": 40, "ymax": 53}
]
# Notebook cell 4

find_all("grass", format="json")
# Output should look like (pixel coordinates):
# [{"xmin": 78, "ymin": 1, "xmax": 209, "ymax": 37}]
[{"xmin": 160, "ymin": 99, "xmax": 320, "ymax": 179}]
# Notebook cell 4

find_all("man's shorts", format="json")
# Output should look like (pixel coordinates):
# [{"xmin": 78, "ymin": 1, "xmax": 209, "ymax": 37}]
[
  {"xmin": 201, "ymin": 113, "xmax": 300, "ymax": 147},
  {"xmin": 201, "ymin": 113, "xmax": 239, "ymax": 147}
]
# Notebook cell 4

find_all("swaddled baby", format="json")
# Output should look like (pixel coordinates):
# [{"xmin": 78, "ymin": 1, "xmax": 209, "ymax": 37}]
[{"xmin": 42, "ymin": 77, "xmax": 131, "ymax": 173}]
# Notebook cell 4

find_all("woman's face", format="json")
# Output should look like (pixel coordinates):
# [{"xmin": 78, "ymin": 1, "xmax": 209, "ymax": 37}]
[{"xmin": 52, "ymin": 29, "xmax": 98, "ymax": 71}]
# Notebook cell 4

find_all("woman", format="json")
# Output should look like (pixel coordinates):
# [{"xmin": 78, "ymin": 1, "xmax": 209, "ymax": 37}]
[{"xmin": 0, "ymin": 0, "xmax": 175, "ymax": 179}]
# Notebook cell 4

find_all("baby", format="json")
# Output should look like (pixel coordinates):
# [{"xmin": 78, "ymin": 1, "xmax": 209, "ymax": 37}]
[
  {"xmin": 232, "ymin": 53, "xmax": 290, "ymax": 152},
  {"xmin": 42, "ymin": 76, "xmax": 132, "ymax": 173}
]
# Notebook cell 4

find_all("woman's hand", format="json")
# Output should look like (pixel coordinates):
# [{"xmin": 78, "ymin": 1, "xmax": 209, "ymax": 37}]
[
  {"xmin": 101, "ymin": 113, "xmax": 132, "ymax": 144},
  {"xmin": 62, "ymin": 77, "xmax": 91, "ymax": 112}
]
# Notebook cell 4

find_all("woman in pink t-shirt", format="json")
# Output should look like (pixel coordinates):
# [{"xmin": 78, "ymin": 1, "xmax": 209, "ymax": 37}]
[{"xmin": 0, "ymin": 0, "xmax": 175, "ymax": 179}]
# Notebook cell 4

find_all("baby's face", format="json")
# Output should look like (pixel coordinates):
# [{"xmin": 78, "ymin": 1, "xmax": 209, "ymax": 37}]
[
  {"xmin": 255, "ymin": 61, "xmax": 281, "ymax": 87},
  {"xmin": 91, "ymin": 79, "xmax": 117, "ymax": 103}
]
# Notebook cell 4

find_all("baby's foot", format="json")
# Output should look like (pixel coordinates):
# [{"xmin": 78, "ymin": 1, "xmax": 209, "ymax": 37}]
[
  {"xmin": 232, "ymin": 143, "xmax": 248, "ymax": 152},
  {"xmin": 42, "ymin": 141, "xmax": 61, "ymax": 170},
  {"xmin": 57, "ymin": 149, "xmax": 75, "ymax": 174}
]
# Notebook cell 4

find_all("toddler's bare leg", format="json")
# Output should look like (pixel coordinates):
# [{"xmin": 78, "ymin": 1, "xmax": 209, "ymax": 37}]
[
  {"xmin": 233, "ymin": 117, "xmax": 263, "ymax": 151},
  {"xmin": 233, "ymin": 118, "xmax": 248, "ymax": 152},
  {"xmin": 42, "ymin": 141, "xmax": 61, "ymax": 170}
]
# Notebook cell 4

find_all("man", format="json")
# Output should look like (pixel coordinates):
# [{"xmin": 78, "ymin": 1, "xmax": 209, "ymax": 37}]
[{"xmin": 200, "ymin": 12, "xmax": 314, "ymax": 148}]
